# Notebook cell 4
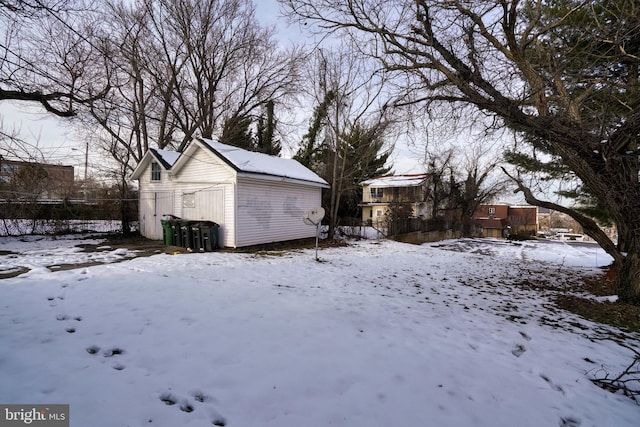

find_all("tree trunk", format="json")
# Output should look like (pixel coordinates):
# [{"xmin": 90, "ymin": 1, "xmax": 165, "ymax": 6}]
[
  {"xmin": 615, "ymin": 244, "xmax": 640, "ymax": 304},
  {"xmin": 119, "ymin": 178, "xmax": 133, "ymax": 236}
]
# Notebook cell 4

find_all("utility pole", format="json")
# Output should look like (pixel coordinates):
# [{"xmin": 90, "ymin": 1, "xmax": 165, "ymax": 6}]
[{"xmin": 84, "ymin": 141, "xmax": 88, "ymax": 181}]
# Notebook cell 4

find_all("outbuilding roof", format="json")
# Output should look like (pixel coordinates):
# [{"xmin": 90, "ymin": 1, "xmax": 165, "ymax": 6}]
[
  {"xmin": 131, "ymin": 138, "xmax": 329, "ymax": 188},
  {"xmin": 153, "ymin": 148, "xmax": 180, "ymax": 168},
  {"xmin": 198, "ymin": 139, "xmax": 328, "ymax": 186}
]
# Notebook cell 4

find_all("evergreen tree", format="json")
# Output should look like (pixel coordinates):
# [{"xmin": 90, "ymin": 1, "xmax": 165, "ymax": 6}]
[
  {"xmin": 220, "ymin": 113, "xmax": 254, "ymax": 150},
  {"xmin": 294, "ymin": 91, "xmax": 335, "ymax": 167},
  {"xmin": 339, "ymin": 123, "xmax": 392, "ymax": 218},
  {"xmin": 295, "ymin": 95, "xmax": 393, "ymax": 223},
  {"xmin": 256, "ymin": 100, "xmax": 282, "ymax": 156}
]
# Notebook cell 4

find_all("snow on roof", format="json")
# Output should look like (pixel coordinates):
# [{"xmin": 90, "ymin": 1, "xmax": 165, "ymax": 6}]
[
  {"xmin": 200, "ymin": 139, "xmax": 329, "ymax": 186},
  {"xmin": 361, "ymin": 174, "xmax": 427, "ymax": 188},
  {"xmin": 154, "ymin": 149, "xmax": 180, "ymax": 167}
]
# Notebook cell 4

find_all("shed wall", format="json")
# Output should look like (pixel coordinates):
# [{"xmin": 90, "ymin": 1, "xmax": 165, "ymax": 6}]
[
  {"xmin": 137, "ymin": 161, "xmax": 175, "ymax": 240},
  {"xmin": 235, "ymin": 178, "xmax": 322, "ymax": 247},
  {"xmin": 171, "ymin": 150, "xmax": 237, "ymax": 247}
]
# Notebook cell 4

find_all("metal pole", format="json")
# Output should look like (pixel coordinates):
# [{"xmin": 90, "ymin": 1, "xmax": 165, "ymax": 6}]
[
  {"xmin": 315, "ymin": 223, "xmax": 320, "ymax": 261},
  {"xmin": 84, "ymin": 141, "xmax": 88, "ymax": 181}
]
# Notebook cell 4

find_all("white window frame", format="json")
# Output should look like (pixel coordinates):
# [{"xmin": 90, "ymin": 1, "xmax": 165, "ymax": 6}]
[
  {"xmin": 370, "ymin": 187, "xmax": 384, "ymax": 198},
  {"xmin": 151, "ymin": 162, "xmax": 161, "ymax": 181}
]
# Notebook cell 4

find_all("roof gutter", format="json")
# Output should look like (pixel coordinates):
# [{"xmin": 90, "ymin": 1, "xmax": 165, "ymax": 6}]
[{"xmin": 236, "ymin": 171, "xmax": 330, "ymax": 188}]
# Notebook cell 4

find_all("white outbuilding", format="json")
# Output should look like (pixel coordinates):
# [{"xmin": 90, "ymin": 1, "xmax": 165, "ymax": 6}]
[{"xmin": 130, "ymin": 138, "xmax": 329, "ymax": 248}]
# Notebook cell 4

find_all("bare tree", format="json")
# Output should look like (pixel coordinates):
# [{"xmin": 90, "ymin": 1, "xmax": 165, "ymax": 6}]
[
  {"xmin": 66, "ymin": 0, "xmax": 303, "ymax": 232},
  {"xmin": 83, "ymin": 0, "xmax": 303, "ymax": 170},
  {"xmin": 282, "ymin": 0, "xmax": 640, "ymax": 303},
  {"xmin": 455, "ymin": 143, "xmax": 510, "ymax": 236},
  {"xmin": 0, "ymin": 0, "xmax": 109, "ymax": 117},
  {"xmin": 142, "ymin": 0, "xmax": 304, "ymax": 152},
  {"xmin": 295, "ymin": 46, "xmax": 395, "ymax": 238},
  {"xmin": 423, "ymin": 141, "xmax": 508, "ymax": 236}
]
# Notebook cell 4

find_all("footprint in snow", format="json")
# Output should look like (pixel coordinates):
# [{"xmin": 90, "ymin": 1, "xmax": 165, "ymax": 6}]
[
  {"xmin": 84, "ymin": 345, "xmax": 126, "ymax": 369},
  {"xmin": 56, "ymin": 314, "xmax": 82, "ymax": 321},
  {"xmin": 540, "ymin": 374, "xmax": 565, "ymax": 394},
  {"xmin": 86, "ymin": 345, "xmax": 100, "ymax": 355},
  {"xmin": 103, "ymin": 348, "xmax": 125, "ymax": 357},
  {"xmin": 511, "ymin": 344, "xmax": 526, "ymax": 357},
  {"xmin": 560, "ymin": 416, "xmax": 581, "ymax": 426},
  {"xmin": 159, "ymin": 393, "xmax": 178, "ymax": 406},
  {"xmin": 179, "ymin": 402, "xmax": 194, "ymax": 413},
  {"xmin": 159, "ymin": 390, "xmax": 226, "ymax": 425},
  {"xmin": 192, "ymin": 391, "xmax": 211, "ymax": 403}
]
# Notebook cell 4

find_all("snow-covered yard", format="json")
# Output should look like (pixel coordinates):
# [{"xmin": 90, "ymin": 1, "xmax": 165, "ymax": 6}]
[{"xmin": 0, "ymin": 235, "xmax": 638, "ymax": 426}]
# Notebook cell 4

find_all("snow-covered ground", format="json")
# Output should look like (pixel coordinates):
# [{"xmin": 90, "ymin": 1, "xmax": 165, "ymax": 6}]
[{"xmin": 0, "ymin": 235, "xmax": 638, "ymax": 426}]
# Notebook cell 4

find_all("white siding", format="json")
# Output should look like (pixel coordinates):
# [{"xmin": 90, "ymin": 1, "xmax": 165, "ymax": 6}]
[
  {"xmin": 137, "ymin": 159, "xmax": 172, "ymax": 187},
  {"xmin": 173, "ymin": 149, "xmax": 234, "ymax": 183},
  {"xmin": 137, "ymin": 161, "xmax": 176, "ymax": 240},
  {"xmin": 139, "ymin": 191, "xmax": 175, "ymax": 239},
  {"xmin": 171, "ymin": 148, "xmax": 237, "ymax": 247},
  {"xmin": 235, "ymin": 178, "xmax": 323, "ymax": 247},
  {"xmin": 180, "ymin": 189, "xmax": 224, "ymax": 222}
]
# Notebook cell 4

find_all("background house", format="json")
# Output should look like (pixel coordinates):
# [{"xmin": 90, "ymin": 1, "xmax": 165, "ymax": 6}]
[
  {"xmin": 0, "ymin": 158, "xmax": 75, "ymax": 203},
  {"xmin": 473, "ymin": 204, "xmax": 538, "ymax": 238},
  {"xmin": 359, "ymin": 174, "xmax": 428, "ymax": 225},
  {"xmin": 131, "ymin": 138, "xmax": 329, "ymax": 248},
  {"xmin": 508, "ymin": 206, "xmax": 538, "ymax": 235}
]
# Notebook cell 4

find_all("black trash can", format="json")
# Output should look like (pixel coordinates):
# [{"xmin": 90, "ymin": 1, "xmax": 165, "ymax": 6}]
[
  {"xmin": 171, "ymin": 220, "xmax": 183, "ymax": 247},
  {"xmin": 199, "ymin": 221, "xmax": 219, "ymax": 251},
  {"xmin": 179, "ymin": 220, "xmax": 197, "ymax": 250},
  {"xmin": 190, "ymin": 222, "xmax": 204, "ymax": 252}
]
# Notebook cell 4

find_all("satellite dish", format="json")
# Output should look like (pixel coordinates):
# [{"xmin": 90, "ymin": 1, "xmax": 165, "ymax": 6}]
[
  {"xmin": 303, "ymin": 207, "xmax": 325, "ymax": 226},
  {"xmin": 303, "ymin": 207, "xmax": 325, "ymax": 261}
]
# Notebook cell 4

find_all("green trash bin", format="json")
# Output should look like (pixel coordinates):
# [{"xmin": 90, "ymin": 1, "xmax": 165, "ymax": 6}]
[
  {"xmin": 161, "ymin": 215, "xmax": 180, "ymax": 246},
  {"xmin": 160, "ymin": 219, "xmax": 173, "ymax": 245}
]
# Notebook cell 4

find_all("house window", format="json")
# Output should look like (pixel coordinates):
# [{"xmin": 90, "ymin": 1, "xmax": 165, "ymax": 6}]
[
  {"xmin": 370, "ymin": 188, "xmax": 383, "ymax": 199},
  {"xmin": 376, "ymin": 209, "xmax": 383, "ymax": 217},
  {"xmin": 488, "ymin": 207, "xmax": 495, "ymax": 214},
  {"xmin": 151, "ymin": 162, "xmax": 161, "ymax": 181}
]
